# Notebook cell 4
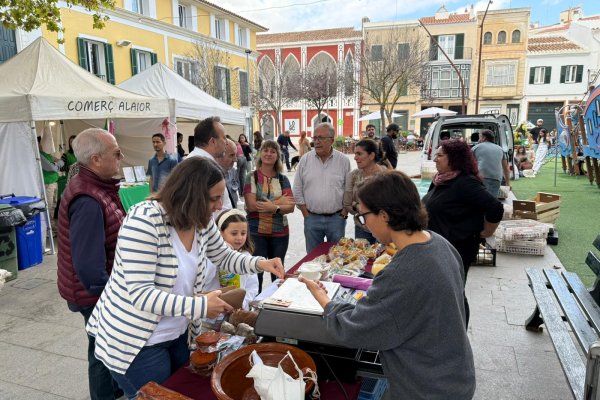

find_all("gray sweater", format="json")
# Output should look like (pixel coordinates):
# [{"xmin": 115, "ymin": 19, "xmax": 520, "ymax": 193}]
[{"xmin": 324, "ymin": 231, "xmax": 475, "ymax": 399}]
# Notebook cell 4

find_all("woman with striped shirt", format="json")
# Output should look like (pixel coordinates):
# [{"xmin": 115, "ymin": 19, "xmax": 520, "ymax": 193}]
[{"xmin": 86, "ymin": 157, "xmax": 284, "ymax": 398}]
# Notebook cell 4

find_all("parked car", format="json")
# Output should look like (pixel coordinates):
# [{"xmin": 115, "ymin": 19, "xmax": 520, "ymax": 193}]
[{"xmin": 421, "ymin": 114, "xmax": 515, "ymax": 178}]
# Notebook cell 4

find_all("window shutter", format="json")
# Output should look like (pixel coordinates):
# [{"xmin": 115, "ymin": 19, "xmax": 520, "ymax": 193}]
[
  {"xmin": 429, "ymin": 36, "xmax": 438, "ymax": 61},
  {"xmin": 576, "ymin": 65, "xmax": 583, "ymax": 83},
  {"xmin": 213, "ymin": 65, "xmax": 219, "ymax": 98},
  {"xmin": 151, "ymin": 52, "xmax": 158, "ymax": 65},
  {"xmin": 130, "ymin": 49, "xmax": 138, "ymax": 75},
  {"xmin": 225, "ymin": 69, "xmax": 231, "ymax": 105},
  {"xmin": 560, "ymin": 66, "xmax": 566, "ymax": 83},
  {"xmin": 104, "ymin": 43, "xmax": 115, "ymax": 84},
  {"xmin": 455, "ymin": 34, "xmax": 464, "ymax": 59},
  {"xmin": 77, "ymin": 38, "xmax": 88, "ymax": 70},
  {"xmin": 529, "ymin": 67, "xmax": 535, "ymax": 84},
  {"xmin": 544, "ymin": 66, "xmax": 551, "ymax": 84}
]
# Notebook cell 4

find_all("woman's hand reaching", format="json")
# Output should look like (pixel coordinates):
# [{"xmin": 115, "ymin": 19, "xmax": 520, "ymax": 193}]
[{"xmin": 257, "ymin": 258, "xmax": 285, "ymax": 279}]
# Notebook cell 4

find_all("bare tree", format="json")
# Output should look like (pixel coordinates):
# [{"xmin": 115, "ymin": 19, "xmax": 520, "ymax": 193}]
[
  {"xmin": 187, "ymin": 40, "xmax": 232, "ymax": 102},
  {"xmin": 300, "ymin": 53, "xmax": 340, "ymax": 129},
  {"xmin": 252, "ymin": 55, "xmax": 301, "ymax": 136},
  {"xmin": 358, "ymin": 27, "xmax": 429, "ymax": 132}
]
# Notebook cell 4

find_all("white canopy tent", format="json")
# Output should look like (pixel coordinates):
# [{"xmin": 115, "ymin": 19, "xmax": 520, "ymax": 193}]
[
  {"xmin": 0, "ymin": 38, "xmax": 171, "ymax": 253},
  {"xmin": 411, "ymin": 107, "xmax": 457, "ymax": 118},
  {"xmin": 358, "ymin": 111, "xmax": 405, "ymax": 121},
  {"xmin": 118, "ymin": 63, "xmax": 246, "ymax": 126}
]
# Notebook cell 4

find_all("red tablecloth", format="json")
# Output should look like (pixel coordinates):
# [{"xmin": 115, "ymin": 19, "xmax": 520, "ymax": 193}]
[{"xmin": 162, "ymin": 241, "xmax": 364, "ymax": 399}]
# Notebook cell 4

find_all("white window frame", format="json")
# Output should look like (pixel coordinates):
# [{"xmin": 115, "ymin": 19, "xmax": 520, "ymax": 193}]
[
  {"xmin": 136, "ymin": 50, "xmax": 152, "ymax": 73},
  {"xmin": 237, "ymin": 26, "xmax": 248, "ymax": 48},
  {"xmin": 438, "ymin": 35, "xmax": 455, "ymax": 60},
  {"xmin": 215, "ymin": 17, "xmax": 226, "ymax": 40},
  {"xmin": 215, "ymin": 65, "xmax": 229, "ymax": 103},
  {"xmin": 84, "ymin": 40, "xmax": 107, "ymax": 81},
  {"xmin": 173, "ymin": 56, "xmax": 198, "ymax": 83},
  {"xmin": 178, "ymin": 4, "xmax": 190, "ymax": 29},
  {"xmin": 128, "ymin": 0, "xmax": 153, "ymax": 17},
  {"xmin": 533, "ymin": 66, "xmax": 546, "ymax": 85},
  {"xmin": 485, "ymin": 61, "xmax": 517, "ymax": 87},
  {"xmin": 565, "ymin": 65, "xmax": 578, "ymax": 83}
]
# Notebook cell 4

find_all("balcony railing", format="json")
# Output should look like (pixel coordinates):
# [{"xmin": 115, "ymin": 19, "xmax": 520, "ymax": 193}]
[
  {"xmin": 429, "ymin": 46, "xmax": 473, "ymax": 62},
  {"xmin": 421, "ymin": 63, "xmax": 471, "ymax": 99}
]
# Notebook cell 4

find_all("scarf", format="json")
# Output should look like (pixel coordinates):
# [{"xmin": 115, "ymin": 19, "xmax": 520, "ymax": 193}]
[{"xmin": 433, "ymin": 170, "xmax": 460, "ymax": 186}]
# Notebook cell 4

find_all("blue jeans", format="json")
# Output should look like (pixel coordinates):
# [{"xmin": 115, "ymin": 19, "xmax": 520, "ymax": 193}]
[
  {"xmin": 252, "ymin": 234, "xmax": 289, "ymax": 292},
  {"xmin": 304, "ymin": 213, "xmax": 346, "ymax": 253},
  {"xmin": 80, "ymin": 306, "xmax": 122, "ymax": 400},
  {"xmin": 482, "ymin": 178, "xmax": 501, "ymax": 198},
  {"xmin": 109, "ymin": 333, "xmax": 189, "ymax": 399},
  {"xmin": 355, "ymin": 225, "xmax": 377, "ymax": 244},
  {"xmin": 281, "ymin": 148, "xmax": 291, "ymax": 171}
]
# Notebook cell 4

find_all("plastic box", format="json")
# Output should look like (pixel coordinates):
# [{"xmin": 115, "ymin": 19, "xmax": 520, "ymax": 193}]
[
  {"xmin": 358, "ymin": 377, "xmax": 388, "ymax": 400},
  {"xmin": 496, "ymin": 238, "xmax": 546, "ymax": 256},
  {"xmin": 0, "ymin": 196, "xmax": 43, "ymax": 270},
  {"xmin": 495, "ymin": 219, "xmax": 550, "ymax": 241},
  {"xmin": 0, "ymin": 204, "xmax": 18, "ymax": 281}
]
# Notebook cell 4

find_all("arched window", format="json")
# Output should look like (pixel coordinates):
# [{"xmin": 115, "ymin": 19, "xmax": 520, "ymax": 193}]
[
  {"xmin": 344, "ymin": 52, "xmax": 354, "ymax": 96},
  {"xmin": 483, "ymin": 32, "xmax": 492, "ymax": 45},
  {"xmin": 512, "ymin": 30, "xmax": 521, "ymax": 43},
  {"xmin": 282, "ymin": 55, "xmax": 301, "ymax": 97},
  {"xmin": 498, "ymin": 31, "xmax": 507, "ymax": 44},
  {"xmin": 258, "ymin": 57, "xmax": 276, "ymax": 99}
]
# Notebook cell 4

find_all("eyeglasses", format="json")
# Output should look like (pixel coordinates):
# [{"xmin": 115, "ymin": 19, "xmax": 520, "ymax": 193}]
[
  {"xmin": 101, "ymin": 149, "xmax": 125, "ymax": 160},
  {"xmin": 354, "ymin": 211, "xmax": 374, "ymax": 226},
  {"xmin": 314, "ymin": 136, "xmax": 333, "ymax": 142}
]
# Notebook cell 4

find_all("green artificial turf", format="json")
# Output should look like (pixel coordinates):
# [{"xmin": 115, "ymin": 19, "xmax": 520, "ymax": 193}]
[{"xmin": 511, "ymin": 157, "xmax": 600, "ymax": 287}]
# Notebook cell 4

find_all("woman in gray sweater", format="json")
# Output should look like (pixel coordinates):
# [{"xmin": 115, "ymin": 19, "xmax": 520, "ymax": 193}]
[{"xmin": 300, "ymin": 171, "xmax": 475, "ymax": 399}]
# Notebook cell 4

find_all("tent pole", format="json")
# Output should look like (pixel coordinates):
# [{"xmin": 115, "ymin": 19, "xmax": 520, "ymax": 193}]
[{"xmin": 31, "ymin": 121, "xmax": 56, "ymax": 255}]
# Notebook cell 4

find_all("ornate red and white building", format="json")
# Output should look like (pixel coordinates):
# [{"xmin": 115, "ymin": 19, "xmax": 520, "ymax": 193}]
[{"xmin": 256, "ymin": 28, "xmax": 362, "ymax": 139}]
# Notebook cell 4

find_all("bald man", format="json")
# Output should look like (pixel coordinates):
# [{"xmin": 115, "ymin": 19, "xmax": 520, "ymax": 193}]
[{"xmin": 216, "ymin": 139, "xmax": 239, "ymax": 208}]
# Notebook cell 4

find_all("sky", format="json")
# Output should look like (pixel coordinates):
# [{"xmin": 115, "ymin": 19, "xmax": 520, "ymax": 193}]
[{"xmin": 217, "ymin": 0, "xmax": 600, "ymax": 33}]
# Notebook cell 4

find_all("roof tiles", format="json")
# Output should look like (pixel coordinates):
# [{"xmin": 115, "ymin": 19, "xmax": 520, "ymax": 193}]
[
  {"xmin": 257, "ymin": 27, "xmax": 362, "ymax": 45},
  {"xmin": 528, "ymin": 35, "xmax": 584, "ymax": 53},
  {"xmin": 419, "ymin": 13, "xmax": 474, "ymax": 25}
]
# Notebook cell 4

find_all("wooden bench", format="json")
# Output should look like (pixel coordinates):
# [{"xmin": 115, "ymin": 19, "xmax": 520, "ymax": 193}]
[{"xmin": 525, "ymin": 234, "xmax": 600, "ymax": 400}]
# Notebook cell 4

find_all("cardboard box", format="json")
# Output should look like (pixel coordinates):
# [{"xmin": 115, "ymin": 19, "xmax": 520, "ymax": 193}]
[{"xmin": 513, "ymin": 193, "xmax": 561, "ymax": 224}]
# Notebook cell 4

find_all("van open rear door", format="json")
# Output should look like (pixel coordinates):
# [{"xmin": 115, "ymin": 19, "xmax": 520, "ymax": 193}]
[{"xmin": 496, "ymin": 114, "xmax": 514, "ymax": 161}]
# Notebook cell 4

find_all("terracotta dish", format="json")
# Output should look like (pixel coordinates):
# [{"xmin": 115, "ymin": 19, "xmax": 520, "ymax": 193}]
[{"xmin": 211, "ymin": 343, "xmax": 316, "ymax": 400}]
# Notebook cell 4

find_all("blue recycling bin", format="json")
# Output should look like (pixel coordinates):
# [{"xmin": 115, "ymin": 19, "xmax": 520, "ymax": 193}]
[{"xmin": 0, "ymin": 195, "xmax": 44, "ymax": 270}]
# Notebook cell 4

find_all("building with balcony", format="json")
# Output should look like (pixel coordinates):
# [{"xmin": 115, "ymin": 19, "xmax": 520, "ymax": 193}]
[
  {"xmin": 9, "ymin": 0, "xmax": 266, "ymax": 121},
  {"xmin": 522, "ymin": 8, "xmax": 600, "ymax": 131},
  {"xmin": 256, "ymin": 27, "xmax": 362, "ymax": 139},
  {"xmin": 474, "ymin": 8, "xmax": 530, "ymax": 126}
]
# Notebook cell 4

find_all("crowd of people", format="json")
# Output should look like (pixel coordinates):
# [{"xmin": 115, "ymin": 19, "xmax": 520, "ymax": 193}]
[{"xmin": 54, "ymin": 117, "xmax": 518, "ymax": 399}]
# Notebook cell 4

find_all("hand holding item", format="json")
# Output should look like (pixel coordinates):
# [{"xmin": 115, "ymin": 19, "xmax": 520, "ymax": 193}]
[
  {"xmin": 258, "ymin": 257, "xmax": 285, "ymax": 279},
  {"xmin": 298, "ymin": 276, "xmax": 331, "ymax": 308},
  {"xmin": 205, "ymin": 290, "xmax": 234, "ymax": 318}
]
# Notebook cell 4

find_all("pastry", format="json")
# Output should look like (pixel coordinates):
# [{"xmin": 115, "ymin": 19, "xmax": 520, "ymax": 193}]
[{"xmin": 137, "ymin": 381, "xmax": 193, "ymax": 399}]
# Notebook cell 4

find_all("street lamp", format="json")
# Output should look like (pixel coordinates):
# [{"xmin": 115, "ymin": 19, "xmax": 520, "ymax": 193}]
[
  {"xmin": 245, "ymin": 49, "xmax": 252, "ymax": 135},
  {"xmin": 475, "ymin": 0, "xmax": 493, "ymax": 114}
]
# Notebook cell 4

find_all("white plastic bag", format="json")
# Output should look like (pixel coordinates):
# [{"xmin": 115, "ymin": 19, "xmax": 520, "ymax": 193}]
[{"xmin": 246, "ymin": 350, "xmax": 317, "ymax": 400}]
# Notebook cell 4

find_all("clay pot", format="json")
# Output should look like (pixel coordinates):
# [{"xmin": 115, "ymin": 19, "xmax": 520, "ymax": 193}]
[
  {"xmin": 190, "ymin": 350, "xmax": 218, "ymax": 377},
  {"xmin": 195, "ymin": 331, "xmax": 221, "ymax": 350},
  {"xmin": 211, "ymin": 343, "xmax": 316, "ymax": 400}
]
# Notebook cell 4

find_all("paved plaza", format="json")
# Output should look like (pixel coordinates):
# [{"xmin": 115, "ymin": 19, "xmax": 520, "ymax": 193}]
[{"xmin": 0, "ymin": 151, "xmax": 573, "ymax": 399}]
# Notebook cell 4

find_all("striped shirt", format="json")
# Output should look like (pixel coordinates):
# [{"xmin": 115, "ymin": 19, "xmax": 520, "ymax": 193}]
[{"xmin": 85, "ymin": 200, "xmax": 263, "ymax": 374}]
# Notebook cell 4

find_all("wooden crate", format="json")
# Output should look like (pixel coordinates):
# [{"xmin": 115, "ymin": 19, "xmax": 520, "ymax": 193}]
[{"xmin": 513, "ymin": 193, "xmax": 561, "ymax": 224}]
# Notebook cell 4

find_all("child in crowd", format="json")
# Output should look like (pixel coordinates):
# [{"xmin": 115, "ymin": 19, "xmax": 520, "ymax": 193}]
[{"xmin": 204, "ymin": 209, "xmax": 259, "ymax": 310}]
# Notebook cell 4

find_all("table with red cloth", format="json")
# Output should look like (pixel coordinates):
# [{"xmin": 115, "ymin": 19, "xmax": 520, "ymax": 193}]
[{"xmin": 162, "ymin": 241, "xmax": 365, "ymax": 400}]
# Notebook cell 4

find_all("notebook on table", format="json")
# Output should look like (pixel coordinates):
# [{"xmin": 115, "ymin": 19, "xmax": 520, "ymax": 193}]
[{"xmin": 262, "ymin": 278, "xmax": 340, "ymax": 315}]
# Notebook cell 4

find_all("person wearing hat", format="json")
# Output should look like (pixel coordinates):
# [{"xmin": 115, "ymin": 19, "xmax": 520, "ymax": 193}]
[
  {"xmin": 382, "ymin": 123, "xmax": 399, "ymax": 169},
  {"xmin": 529, "ymin": 119, "xmax": 545, "ymax": 154}
]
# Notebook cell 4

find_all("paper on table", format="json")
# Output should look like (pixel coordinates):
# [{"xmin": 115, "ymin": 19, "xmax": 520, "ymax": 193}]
[
  {"xmin": 123, "ymin": 167, "xmax": 136, "ymax": 183},
  {"xmin": 263, "ymin": 278, "xmax": 340, "ymax": 315}
]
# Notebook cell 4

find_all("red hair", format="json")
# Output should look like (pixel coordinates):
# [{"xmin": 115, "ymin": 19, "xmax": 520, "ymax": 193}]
[{"xmin": 439, "ymin": 139, "xmax": 481, "ymax": 179}]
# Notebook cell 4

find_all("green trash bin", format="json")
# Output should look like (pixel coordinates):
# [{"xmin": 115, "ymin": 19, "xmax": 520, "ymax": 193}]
[{"xmin": 0, "ymin": 204, "xmax": 23, "ymax": 282}]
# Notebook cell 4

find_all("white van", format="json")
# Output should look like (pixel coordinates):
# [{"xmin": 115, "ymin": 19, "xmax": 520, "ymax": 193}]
[{"xmin": 421, "ymin": 114, "xmax": 515, "ymax": 178}]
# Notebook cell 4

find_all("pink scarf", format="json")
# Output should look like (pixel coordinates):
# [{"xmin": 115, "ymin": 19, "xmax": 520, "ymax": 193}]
[{"xmin": 433, "ymin": 171, "xmax": 460, "ymax": 186}]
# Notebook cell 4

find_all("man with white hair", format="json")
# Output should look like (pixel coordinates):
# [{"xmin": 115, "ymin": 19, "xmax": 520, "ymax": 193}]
[
  {"xmin": 57, "ymin": 128, "xmax": 125, "ymax": 400},
  {"xmin": 293, "ymin": 122, "xmax": 351, "ymax": 252},
  {"xmin": 216, "ymin": 139, "xmax": 239, "ymax": 208}
]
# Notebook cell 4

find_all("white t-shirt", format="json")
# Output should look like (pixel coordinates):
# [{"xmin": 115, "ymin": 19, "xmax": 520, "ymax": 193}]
[{"xmin": 146, "ymin": 227, "xmax": 199, "ymax": 345}]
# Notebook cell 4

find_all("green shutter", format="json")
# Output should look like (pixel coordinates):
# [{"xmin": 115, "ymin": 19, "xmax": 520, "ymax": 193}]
[
  {"xmin": 104, "ymin": 43, "xmax": 115, "ymax": 84},
  {"xmin": 529, "ymin": 67, "xmax": 535, "ymax": 84},
  {"xmin": 576, "ymin": 65, "xmax": 583, "ymax": 83},
  {"xmin": 77, "ymin": 38, "xmax": 88, "ymax": 70},
  {"xmin": 151, "ymin": 52, "xmax": 158, "ymax": 65},
  {"xmin": 429, "ymin": 36, "xmax": 438, "ymax": 61},
  {"xmin": 213, "ymin": 65, "xmax": 219, "ymax": 98},
  {"xmin": 130, "ymin": 49, "xmax": 138, "ymax": 75},
  {"xmin": 560, "ymin": 66, "xmax": 566, "ymax": 83},
  {"xmin": 544, "ymin": 66, "xmax": 551, "ymax": 84},
  {"xmin": 225, "ymin": 69, "xmax": 231, "ymax": 105},
  {"xmin": 455, "ymin": 34, "xmax": 464, "ymax": 59}
]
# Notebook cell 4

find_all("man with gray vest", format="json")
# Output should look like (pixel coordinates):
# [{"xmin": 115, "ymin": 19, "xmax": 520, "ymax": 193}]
[{"xmin": 472, "ymin": 129, "xmax": 510, "ymax": 197}]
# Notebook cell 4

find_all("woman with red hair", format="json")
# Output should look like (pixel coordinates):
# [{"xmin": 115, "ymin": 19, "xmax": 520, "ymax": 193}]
[{"xmin": 422, "ymin": 139, "xmax": 503, "ymax": 326}]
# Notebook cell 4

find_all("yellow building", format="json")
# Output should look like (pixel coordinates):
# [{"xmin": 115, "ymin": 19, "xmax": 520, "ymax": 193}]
[
  {"xmin": 14, "ymin": 0, "xmax": 266, "ymax": 112},
  {"xmin": 474, "ymin": 8, "xmax": 530, "ymax": 125}
]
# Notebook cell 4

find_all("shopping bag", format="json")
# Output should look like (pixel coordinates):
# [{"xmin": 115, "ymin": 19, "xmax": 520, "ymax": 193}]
[{"xmin": 246, "ymin": 350, "xmax": 318, "ymax": 400}]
